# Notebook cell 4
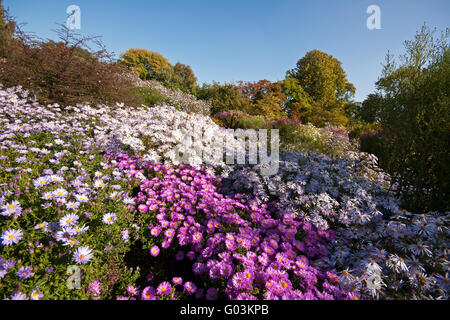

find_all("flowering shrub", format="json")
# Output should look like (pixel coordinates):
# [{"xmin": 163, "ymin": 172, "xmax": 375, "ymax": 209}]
[
  {"xmin": 115, "ymin": 154, "xmax": 357, "ymax": 300},
  {"xmin": 220, "ymin": 151, "xmax": 449, "ymax": 299},
  {"xmin": 0, "ymin": 86, "xmax": 142, "ymax": 299},
  {"xmin": 0, "ymin": 85, "xmax": 448, "ymax": 300},
  {"xmin": 125, "ymin": 72, "xmax": 212, "ymax": 115},
  {"xmin": 272, "ymin": 120, "xmax": 356, "ymax": 158}
]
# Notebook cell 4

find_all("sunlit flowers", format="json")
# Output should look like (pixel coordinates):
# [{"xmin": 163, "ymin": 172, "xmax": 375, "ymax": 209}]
[
  {"xmin": 102, "ymin": 213, "xmax": 117, "ymax": 225},
  {"xmin": 1, "ymin": 229, "xmax": 23, "ymax": 246},
  {"xmin": 73, "ymin": 246, "xmax": 94, "ymax": 264}
]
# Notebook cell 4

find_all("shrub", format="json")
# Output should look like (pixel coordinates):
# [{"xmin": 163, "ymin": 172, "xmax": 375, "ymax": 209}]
[
  {"xmin": 196, "ymin": 82, "xmax": 251, "ymax": 115},
  {"xmin": 0, "ymin": 23, "xmax": 139, "ymax": 107},
  {"xmin": 133, "ymin": 88, "xmax": 172, "ymax": 108},
  {"xmin": 367, "ymin": 24, "xmax": 449, "ymax": 211}
]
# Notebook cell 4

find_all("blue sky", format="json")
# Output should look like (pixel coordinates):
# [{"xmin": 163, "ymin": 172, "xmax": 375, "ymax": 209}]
[{"xmin": 4, "ymin": 0, "xmax": 449, "ymax": 102}]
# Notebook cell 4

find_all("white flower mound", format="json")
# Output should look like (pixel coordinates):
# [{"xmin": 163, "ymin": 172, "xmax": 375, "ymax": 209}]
[
  {"xmin": 124, "ymin": 71, "xmax": 212, "ymax": 115},
  {"xmin": 74, "ymin": 102, "xmax": 247, "ymax": 170}
]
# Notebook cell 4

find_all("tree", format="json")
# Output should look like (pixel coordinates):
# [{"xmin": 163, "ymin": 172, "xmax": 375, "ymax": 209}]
[
  {"xmin": 0, "ymin": 0, "xmax": 17, "ymax": 58},
  {"xmin": 358, "ymin": 93, "xmax": 385, "ymax": 123},
  {"xmin": 173, "ymin": 62, "xmax": 197, "ymax": 92},
  {"xmin": 281, "ymin": 77, "xmax": 312, "ymax": 122},
  {"xmin": 197, "ymin": 82, "xmax": 250, "ymax": 115},
  {"xmin": 286, "ymin": 49, "xmax": 355, "ymax": 126},
  {"xmin": 250, "ymin": 92, "xmax": 287, "ymax": 121},
  {"xmin": 367, "ymin": 24, "xmax": 449, "ymax": 211},
  {"xmin": 0, "ymin": 23, "xmax": 139, "ymax": 106},
  {"xmin": 120, "ymin": 48, "xmax": 173, "ymax": 81},
  {"xmin": 235, "ymin": 79, "xmax": 287, "ymax": 120}
]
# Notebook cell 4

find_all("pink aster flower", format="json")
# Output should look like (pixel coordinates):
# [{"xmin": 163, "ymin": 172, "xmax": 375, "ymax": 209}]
[
  {"xmin": 184, "ymin": 281, "xmax": 197, "ymax": 295},
  {"xmin": 142, "ymin": 286, "xmax": 156, "ymax": 300},
  {"xmin": 157, "ymin": 281, "xmax": 172, "ymax": 295},
  {"xmin": 172, "ymin": 277, "xmax": 183, "ymax": 286},
  {"xmin": 150, "ymin": 245, "xmax": 160, "ymax": 257}
]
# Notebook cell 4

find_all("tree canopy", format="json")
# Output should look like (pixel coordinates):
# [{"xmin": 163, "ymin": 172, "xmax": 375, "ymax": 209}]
[{"xmin": 286, "ymin": 49, "xmax": 356, "ymax": 126}]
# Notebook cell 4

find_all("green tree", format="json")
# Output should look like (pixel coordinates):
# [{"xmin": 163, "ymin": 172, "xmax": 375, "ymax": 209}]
[
  {"xmin": 197, "ymin": 82, "xmax": 250, "ymax": 115},
  {"xmin": 367, "ymin": 24, "xmax": 449, "ymax": 211},
  {"xmin": 287, "ymin": 49, "xmax": 355, "ymax": 126},
  {"xmin": 173, "ymin": 62, "xmax": 197, "ymax": 92},
  {"xmin": 358, "ymin": 93, "xmax": 385, "ymax": 123},
  {"xmin": 281, "ymin": 77, "xmax": 312, "ymax": 122}
]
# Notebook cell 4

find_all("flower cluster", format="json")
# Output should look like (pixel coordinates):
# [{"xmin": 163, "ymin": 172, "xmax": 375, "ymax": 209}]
[
  {"xmin": 116, "ymin": 154, "xmax": 358, "ymax": 300},
  {"xmin": 0, "ymin": 86, "xmax": 140, "ymax": 300},
  {"xmin": 124, "ymin": 71, "xmax": 212, "ymax": 115},
  {"xmin": 220, "ymin": 150, "xmax": 449, "ymax": 299},
  {"xmin": 0, "ymin": 85, "xmax": 448, "ymax": 301}
]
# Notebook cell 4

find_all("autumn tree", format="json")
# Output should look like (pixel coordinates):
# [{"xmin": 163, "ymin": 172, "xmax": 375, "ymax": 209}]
[
  {"xmin": 287, "ymin": 49, "xmax": 355, "ymax": 126},
  {"xmin": 120, "ymin": 48, "xmax": 173, "ymax": 81},
  {"xmin": 236, "ymin": 79, "xmax": 287, "ymax": 120}
]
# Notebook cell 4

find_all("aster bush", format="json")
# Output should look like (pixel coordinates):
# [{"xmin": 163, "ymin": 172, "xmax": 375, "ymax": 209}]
[
  {"xmin": 0, "ymin": 85, "xmax": 448, "ymax": 301},
  {"xmin": 0, "ymin": 86, "xmax": 141, "ymax": 299}
]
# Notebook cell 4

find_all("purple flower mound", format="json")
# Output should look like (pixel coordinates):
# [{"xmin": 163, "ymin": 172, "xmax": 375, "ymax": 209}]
[{"xmin": 116, "ymin": 154, "xmax": 359, "ymax": 300}]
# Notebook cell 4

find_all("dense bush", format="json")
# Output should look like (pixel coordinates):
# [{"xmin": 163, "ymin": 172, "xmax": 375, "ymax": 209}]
[
  {"xmin": 127, "ymin": 74, "xmax": 211, "ymax": 115},
  {"xmin": 214, "ymin": 110, "xmax": 268, "ymax": 130},
  {"xmin": 196, "ymin": 82, "xmax": 251, "ymax": 115},
  {"xmin": 271, "ymin": 119, "xmax": 355, "ymax": 158},
  {"xmin": 362, "ymin": 25, "xmax": 450, "ymax": 212},
  {"xmin": 0, "ymin": 13, "xmax": 138, "ymax": 107}
]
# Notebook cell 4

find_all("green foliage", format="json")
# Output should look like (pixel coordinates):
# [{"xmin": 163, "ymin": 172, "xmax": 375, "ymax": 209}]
[
  {"xmin": 213, "ymin": 110, "xmax": 268, "ymax": 129},
  {"xmin": 286, "ymin": 49, "xmax": 355, "ymax": 127},
  {"xmin": 348, "ymin": 120, "xmax": 381, "ymax": 140},
  {"xmin": 120, "ymin": 49, "xmax": 198, "ymax": 94},
  {"xmin": 357, "ymin": 93, "xmax": 385, "ymax": 123},
  {"xmin": 173, "ymin": 62, "xmax": 197, "ymax": 93},
  {"xmin": 367, "ymin": 24, "xmax": 449, "ymax": 212},
  {"xmin": 197, "ymin": 82, "xmax": 250, "ymax": 114},
  {"xmin": 237, "ymin": 115, "xmax": 268, "ymax": 129},
  {"xmin": 281, "ymin": 77, "xmax": 312, "ymax": 122},
  {"xmin": 133, "ymin": 87, "xmax": 172, "ymax": 107},
  {"xmin": 248, "ymin": 92, "xmax": 287, "ymax": 121}
]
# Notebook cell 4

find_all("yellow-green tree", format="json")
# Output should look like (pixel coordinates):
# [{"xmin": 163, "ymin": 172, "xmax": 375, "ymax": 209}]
[
  {"xmin": 286, "ymin": 49, "xmax": 355, "ymax": 126},
  {"xmin": 249, "ymin": 92, "xmax": 287, "ymax": 121},
  {"xmin": 0, "ymin": 0, "xmax": 17, "ymax": 58},
  {"xmin": 120, "ymin": 48, "xmax": 173, "ymax": 80}
]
